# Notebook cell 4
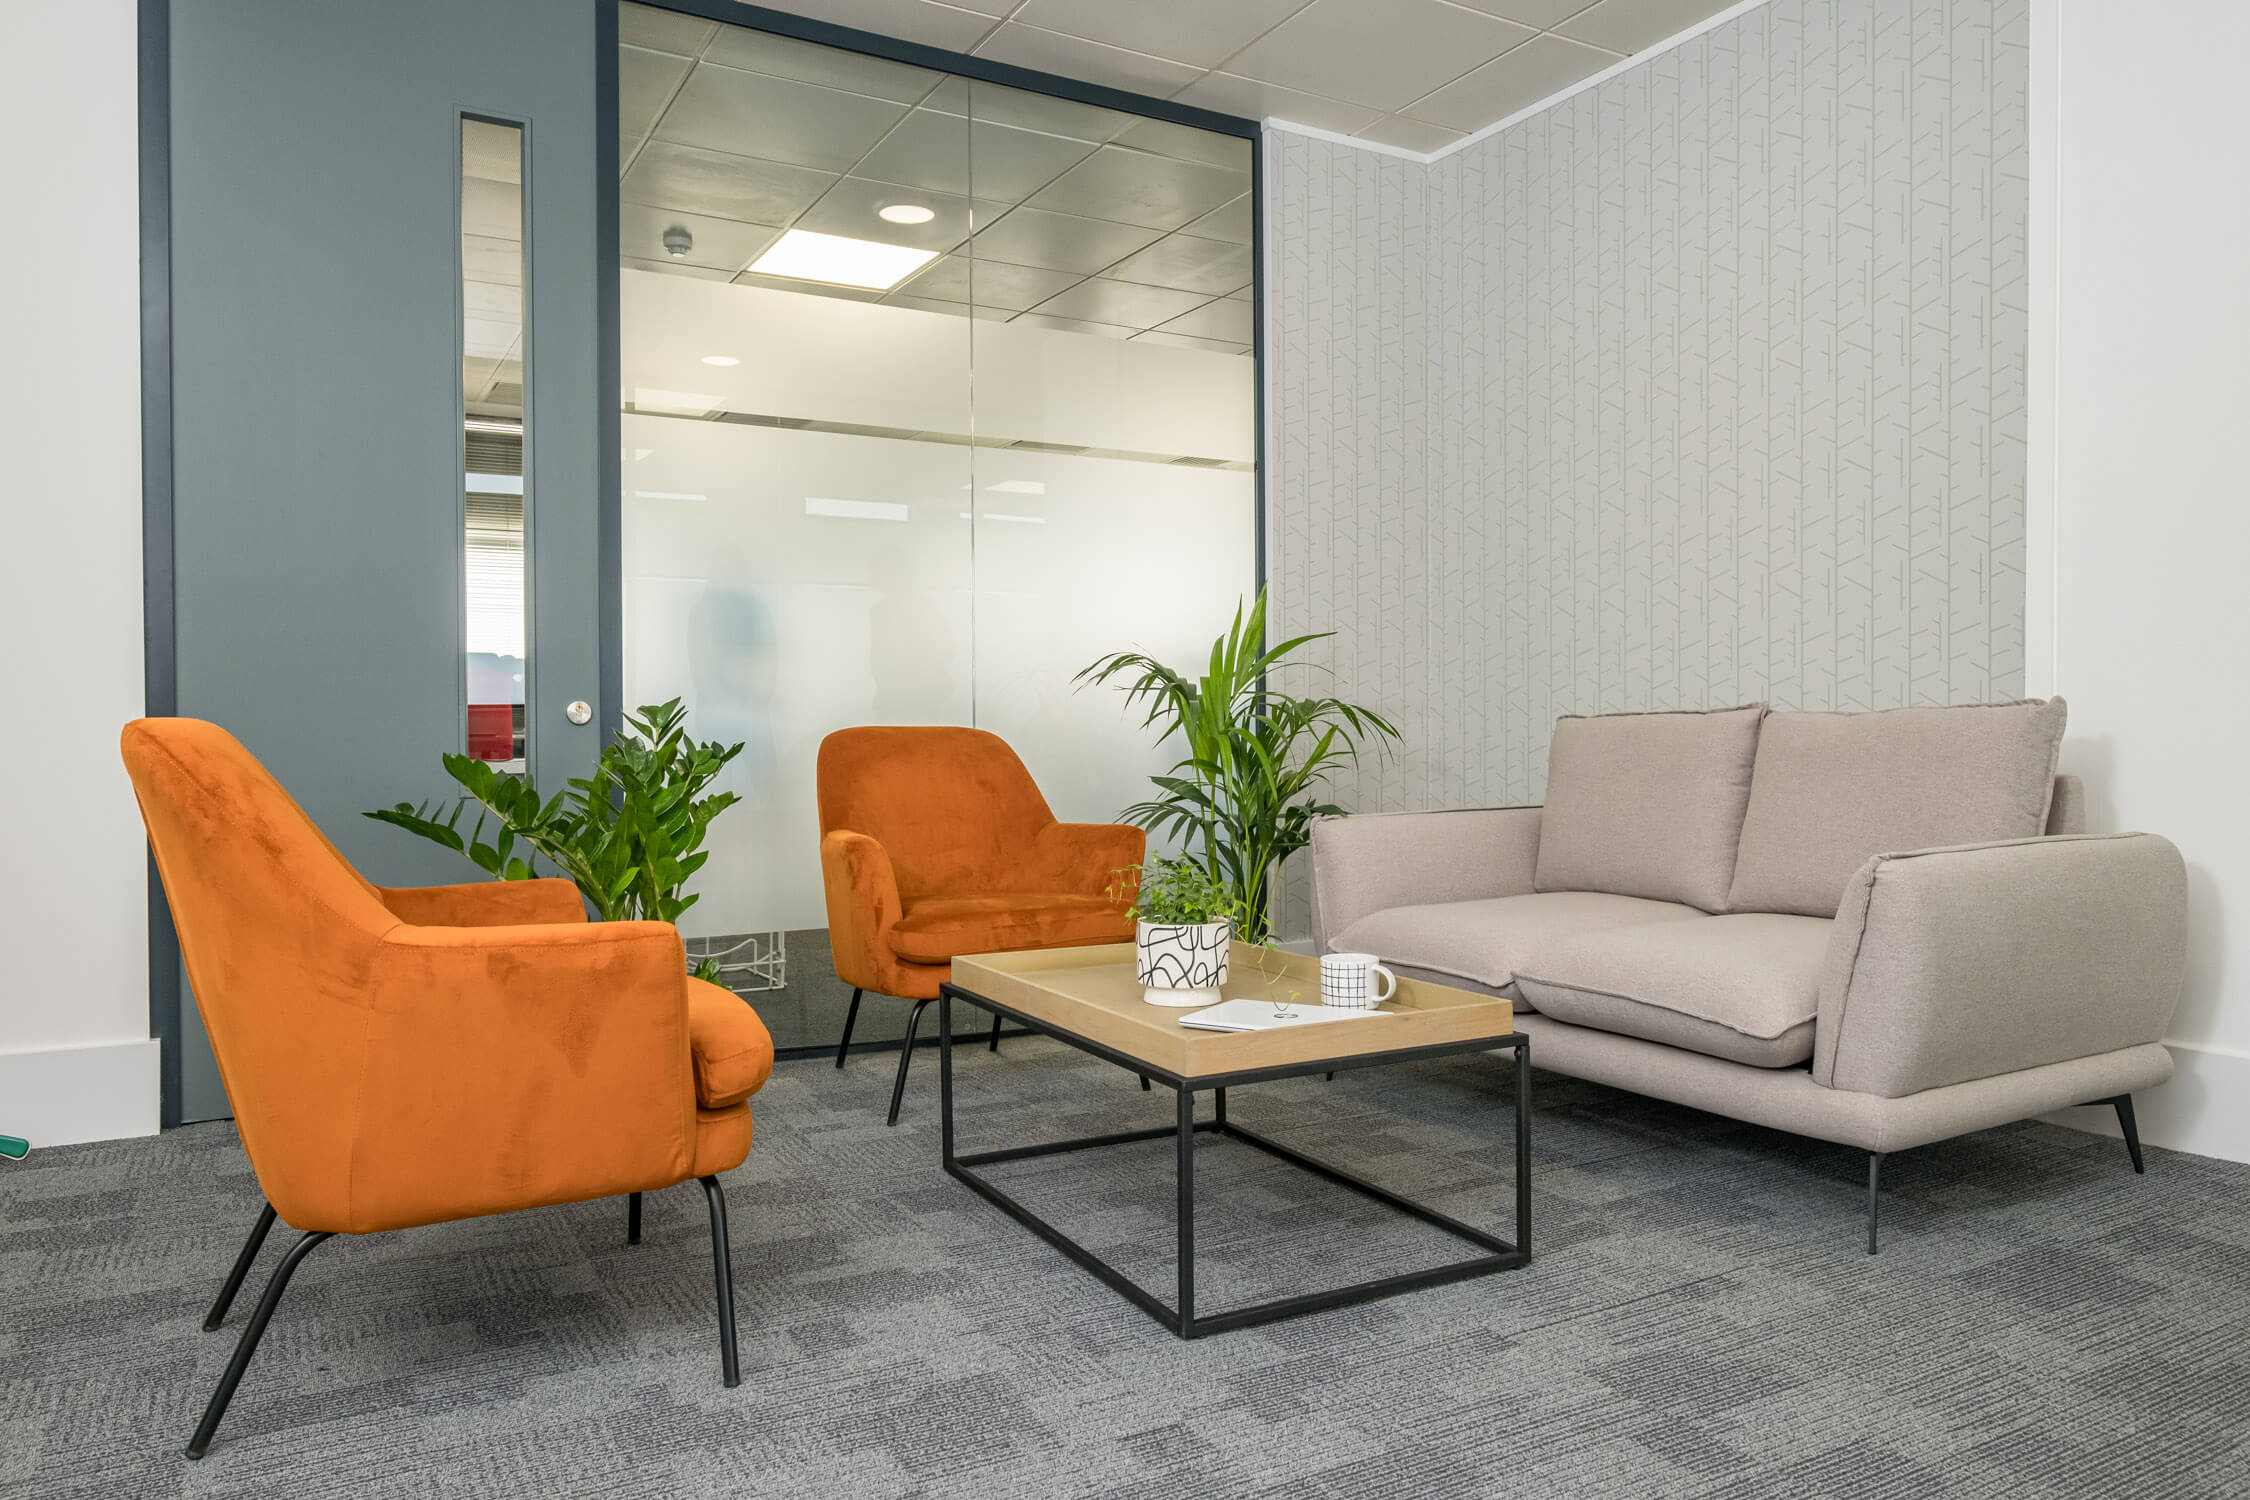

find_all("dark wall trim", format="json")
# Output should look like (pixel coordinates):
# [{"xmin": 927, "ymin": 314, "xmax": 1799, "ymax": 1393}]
[
  {"xmin": 138, "ymin": 0, "xmax": 182, "ymax": 1129},
  {"xmin": 596, "ymin": 1, "xmax": 625, "ymax": 735},
  {"xmin": 644, "ymin": 0, "xmax": 1258, "ymax": 139},
  {"xmin": 1250, "ymin": 128, "xmax": 1267, "ymax": 606}
]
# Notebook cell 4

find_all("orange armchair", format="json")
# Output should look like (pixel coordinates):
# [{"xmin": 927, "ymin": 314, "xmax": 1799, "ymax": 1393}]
[
  {"xmin": 818, "ymin": 726, "xmax": 1144, "ymax": 1124},
  {"xmin": 120, "ymin": 718, "xmax": 773, "ymax": 1460}
]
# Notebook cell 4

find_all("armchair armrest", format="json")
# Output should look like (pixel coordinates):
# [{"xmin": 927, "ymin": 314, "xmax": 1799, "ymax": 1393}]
[
  {"xmin": 1309, "ymin": 807, "xmax": 1543, "ymax": 952},
  {"xmin": 376, "ymin": 877, "xmax": 587, "ymax": 927},
  {"xmin": 821, "ymin": 829, "xmax": 910, "ymax": 994},
  {"xmin": 1814, "ymin": 833, "xmax": 2187, "ymax": 1098},
  {"xmin": 1025, "ymin": 821, "xmax": 1146, "ymax": 899},
  {"xmin": 336, "ymin": 920, "xmax": 695, "ymax": 1234}
]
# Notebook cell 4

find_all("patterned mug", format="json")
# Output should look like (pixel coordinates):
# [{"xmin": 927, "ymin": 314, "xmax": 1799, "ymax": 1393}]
[{"xmin": 1320, "ymin": 951, "xmax": 1397, "ymax": 1009}]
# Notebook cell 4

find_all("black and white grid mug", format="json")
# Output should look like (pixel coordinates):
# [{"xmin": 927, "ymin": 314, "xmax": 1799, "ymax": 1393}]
[{"xmin": 1320, "ymin": 951, "xmax": 1397, "ymax": 1009}]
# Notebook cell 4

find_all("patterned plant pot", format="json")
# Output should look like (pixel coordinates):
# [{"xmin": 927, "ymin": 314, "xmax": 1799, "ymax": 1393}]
[{"xmin": 1136, "ymin": 919, "xmax": 1231, "ymax": 1007}]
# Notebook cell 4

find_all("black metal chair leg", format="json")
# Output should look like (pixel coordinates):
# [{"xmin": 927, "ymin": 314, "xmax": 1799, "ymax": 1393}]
[
  {"xmin": 627, "ymin": 1191, "xmax": 642, "ymax": 1245},
  {"xmin": 1866, "ymin": 1152, "xmax": 1884, "ymax": 1255},
  {"xmin": 988, "ymin": 1010, "xmax": 1002, "ymax": 1053},
  {"xmin": 2111, "ymin": 1094, "xmax": 2146, "ymax": 1173},
  {"xmin": 834, "ymin": 987, "xmax": 864, "ymax": 1069},
  {"xmin": 185, "ymin": 1229, "xmax": 333, "ymax": 1460},
  {"xmin": 203, "ymin": 1202, "xmax": 277, "ymax": 1331},
  {"xmin": 887, "ymin": 998, "xmax": 935, "ymax": 1126},
  {"xmin": 1140, "ymin": 1075, "xmax": 1151, "ymax": 1091},
  {"xmin": 698, "ymin": 1175, "xmax": 741, "ymax": 1388}
]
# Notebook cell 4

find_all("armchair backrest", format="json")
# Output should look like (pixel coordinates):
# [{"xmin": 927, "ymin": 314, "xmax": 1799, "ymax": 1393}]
[
  {"xmin": 120, "ymin": 718, "xmax": 398, "ymax": 1211},
  {"xmin": 816, "ymin": 726, "xmax": 1057, "ymax": 899}
]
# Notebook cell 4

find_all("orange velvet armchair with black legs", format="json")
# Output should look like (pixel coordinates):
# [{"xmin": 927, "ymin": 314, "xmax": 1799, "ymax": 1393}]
[
  {"xmin": 818, "ymin": 727, "xmax": 1144, "ymax": 1124},
  {"xmin": 120, "ymin": 719, "xmax": 774, "ymax": 1460}
]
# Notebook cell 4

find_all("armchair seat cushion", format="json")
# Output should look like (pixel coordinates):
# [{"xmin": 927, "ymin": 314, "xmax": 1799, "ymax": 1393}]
[
  {"xmin": 1515, "ymin": 913, "xmax": 1833, "ymax": 1067},
  {"xmin": 687, "ymin": 977, "xmax": 775, "ymax": 1109},
  {"xmin": 1330, "ymin": 891, "xmax": 1704, "ymax": 1001},
  {"xmin": 887, "ymin": 893, "xmax": 1134, "ymax": 964}
]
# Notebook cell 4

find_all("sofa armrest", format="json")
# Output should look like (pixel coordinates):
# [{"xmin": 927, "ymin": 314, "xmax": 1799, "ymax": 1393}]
[
  {"xmin": 1814, "ymin": 833, "xmax": 2187, "ymax": 1098},
  {"xmin": 1309, "ymin": 807, "xmax": 1542, "ymax": 953}
]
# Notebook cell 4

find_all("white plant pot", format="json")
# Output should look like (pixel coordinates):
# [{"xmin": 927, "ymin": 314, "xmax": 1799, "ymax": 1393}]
[{"xmin": 1136, "ymin": 919, "xmax": 1232, "ymax": 1006}]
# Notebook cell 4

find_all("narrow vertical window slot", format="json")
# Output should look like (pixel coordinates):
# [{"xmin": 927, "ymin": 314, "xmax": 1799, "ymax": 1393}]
[{"xmin": 461, "ymin": 116, "xmax": 529, "ymax": 766}]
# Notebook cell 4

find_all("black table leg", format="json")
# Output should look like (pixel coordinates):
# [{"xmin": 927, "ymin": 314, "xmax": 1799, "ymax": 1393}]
[
  {"xmin": 1514, "ymin": 1037, "xmax": 1532, "ymax": 1259},
  {"xmin": 1176, "ymin": 1084, "xmax": 1196, "ymax": 1336}
]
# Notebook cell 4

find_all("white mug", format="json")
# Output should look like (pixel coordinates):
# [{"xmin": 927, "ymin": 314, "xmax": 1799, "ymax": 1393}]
[{"xmin": 1321, "ymin": 951, "xmax": 1397, "ymax": 1009}]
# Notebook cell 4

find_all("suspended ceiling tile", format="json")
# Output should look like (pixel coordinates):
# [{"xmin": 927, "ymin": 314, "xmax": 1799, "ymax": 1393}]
[
  {"xmin": 621, "ymin": 141, "xmax": 836, "ymax": 228},
  {"xmin": 620, "ymin": 203, "xmax": 780, "ymax": 271},
  {"xmin": 463, "ymin": 235, "xmax": 523, "ymax": 287},
  {"xmin": 1405, "ymin": 33, "xmax": 1616, "ymax": 130},
  {"xmin": 1105, "ymin": 234, "xmax": 1252, "ymax": 296},
  {"xmin": 731, "ymin": 270, "xmax": 886, "ymax": 302},
  {"xmin": 463, "ymin": 281, "xmax": 522, "ymax": 324},
  {"xmin": 621, "ymin": 45, "xmax": 692, "ymax": 142},
  {"xmin": 617, "ymin": 2, "xmax": 717, "ymax": 57},
  {"xmin": 1554, "ymin": 0, "xmax": 1741, "ymax": 55},
  {"xmin": 1352, "ymin": 117, "xmax": 1468, "ymax": 153},
  {"xmin": 855, "ymin": 109, "xmax": 1098, "ymax": 201},
  {"xmin": 1025, "ymin": 146, "xmax": 1247, "ymax": 232},
  {"xmin": 461, "ymin": 176, "xmax": 521, "ymax": 241},
  {"xmin": 464, "ymin": 318, "xmax": 520, "ymax": 360},
  {"xmin": 1029, "ymin": 277, "xmax": 1210, "ymax": 330},
  {"xmin": 1446, "ymin": 0, "xmax": 1604, "ymax": 24},
  {"xmin": 946, "ymin": 81, "xmax": 1137, "ymax": 147},
  {"xmin": 738, "ymin": 0, "xmax": 1006, "ymax": 50},
  {"xmin": 971, "ymin": 23, "xmax": 1204, "ymax": 99},
  {"xmin": 968, "ymin": 206, "xmax": 1163, "ymax": 275},
  {"xmin": 1133, "ymin": 329, "xmax": 1250, "ymax": 356},
  {"xmin": 880, "ymin": 293, "xmax": 1012, "ymax": 319},
  {"xmin": 794, "ymin": 177, "xmax": 1003, "ymax": 252},
  {"xmin": 1156, "ymin": 297, "xmax": 1254, "ymax": 343},
  {"xmin": 898, "ymin": 255, "xmax": 1082, "ymax": 310},
  {"xmin": 1009, "ymin": 0, "xmax": 1312, "ymax": 72},
  {"xmin": 1226, "ymin": 285, "xmax": 1252, "ymax": 302},
  {"xmin": 1169, "ymin": 72, "xmax": 1381, "ymax": 135},
  {"xmin": 1223, "ymin": 0, "xmax": 1533, "ymax": 112},
  {"xmin": 702, "ymin": 24, "xmax": 942, "ymax": 103},
  {"xmin": 1009, "ymin": 311, "xmax": 1137, "ymax": 339},
  {"xmin": 1110, "ymin": 118, "xmax": 1255, "ymax": 172},
  {"xmin": 1180, "ymin": 192, "xmax": 1253, "ymax": 246},
  {"xmin": 656, "ymin": 62, "xmax": 911, "ymax": 174},
  {"xmin": 622, "ymin": 255, "xmax": 735, "ymax": 282},
  {"xmin": 461, "ymin": 120, "xmax": 522, "ymax": 185}
]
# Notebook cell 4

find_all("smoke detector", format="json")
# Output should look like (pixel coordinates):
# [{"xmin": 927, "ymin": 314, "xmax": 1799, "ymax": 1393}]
[{"xmin": 662, "ymin": 225, "xmax": 693, "ymax": 258}]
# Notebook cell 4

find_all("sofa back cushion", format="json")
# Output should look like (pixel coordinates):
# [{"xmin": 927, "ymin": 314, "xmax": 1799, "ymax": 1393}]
[
  {"xmin": 1532, "ymin": 706, "xmax": 1765, "ymax": 911},
  {"xmin": 1727, "ymin": 698, "xmax": 2068, "ymax": 917}
]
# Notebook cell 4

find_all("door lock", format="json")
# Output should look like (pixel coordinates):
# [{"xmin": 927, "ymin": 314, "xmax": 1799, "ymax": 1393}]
[{"xmin": 564, "ymin": 700, "xmax": 592, "ymax": 726}]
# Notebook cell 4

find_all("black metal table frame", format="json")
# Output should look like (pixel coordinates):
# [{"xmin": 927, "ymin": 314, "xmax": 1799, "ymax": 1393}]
[{"xmin": 937, "ymin": 982, "xmax": 1531, "ymax": 1339}]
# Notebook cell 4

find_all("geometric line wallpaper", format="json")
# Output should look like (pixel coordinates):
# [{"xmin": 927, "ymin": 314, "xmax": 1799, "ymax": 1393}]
[{"xmin": 1268, "ymin": 0, "xmax": 2028, "ymax": 933}]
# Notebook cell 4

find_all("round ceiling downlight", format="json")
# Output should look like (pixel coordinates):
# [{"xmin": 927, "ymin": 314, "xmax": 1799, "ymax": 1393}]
[{"xmin": 878, "ymin": 203, "xmax": 936, "ymax": 225}]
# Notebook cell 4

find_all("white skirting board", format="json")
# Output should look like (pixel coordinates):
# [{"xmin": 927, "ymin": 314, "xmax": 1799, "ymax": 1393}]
[
  {"xmin": 0, "ymin": 1038, "xmax": 160, "ymax": 1149},
  {"xmin": 2045, "ymin": 1042, "xmax": 2250, "ymax": 1165}
]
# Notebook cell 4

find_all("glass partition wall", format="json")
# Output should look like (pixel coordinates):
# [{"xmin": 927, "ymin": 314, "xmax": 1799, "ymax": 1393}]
[{"xmin": 617, "ymin": 4, "xmax": 1257, "ymax": 1047}]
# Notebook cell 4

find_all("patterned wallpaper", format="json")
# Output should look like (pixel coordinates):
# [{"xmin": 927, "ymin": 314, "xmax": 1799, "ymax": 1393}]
[{"xmin": 1267, "ymin": 0, "xmax": 2028, "ymax": 933}]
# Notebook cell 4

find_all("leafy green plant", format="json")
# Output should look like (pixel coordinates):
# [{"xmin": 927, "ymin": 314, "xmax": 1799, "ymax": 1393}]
[
  {"xmin": 1078, "ymin": 588, "xmax": 1402, "ymax": 945},
  {"xmin": 366, "ymin": 700, "xmax": 743, "ymax": 980},
  {"xmin": 1113, "ymin": 856, "xmax": 1245, "ymax": 928}
]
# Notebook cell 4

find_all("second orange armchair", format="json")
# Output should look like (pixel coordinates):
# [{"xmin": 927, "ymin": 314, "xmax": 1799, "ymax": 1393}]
[{"xmin": 817, "ymin": 726, "xmax": 1144, "ymax": 1124}]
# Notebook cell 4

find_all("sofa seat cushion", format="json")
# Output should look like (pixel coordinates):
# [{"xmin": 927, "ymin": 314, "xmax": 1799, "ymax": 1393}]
[
  {"xmin": 887, "ymin": 893, "xmax": 1134, "ymax": 964},
  {"xmin": 1727, "ymin": 699, "xmax": 2068, "ymax": 917},
  {"xmin": 1534, "ymin": 705, "xmax": 1766, "ymax": 911},
  {"xmin": 1330, "ymin": 891, "xmax": 1706, "ymax": 1001},
  {"xmin": 1515, "ymin": 914, "xmax": 1833, "ymax": 1067}
]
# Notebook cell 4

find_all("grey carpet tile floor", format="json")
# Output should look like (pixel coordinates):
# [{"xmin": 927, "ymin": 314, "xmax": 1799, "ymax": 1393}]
[{"xmin": 4, "ymin": 1040, "xmax": 2249, "ymax": 1498}]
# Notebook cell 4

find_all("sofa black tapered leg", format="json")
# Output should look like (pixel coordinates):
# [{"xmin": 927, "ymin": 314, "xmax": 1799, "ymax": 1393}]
[
  {"xmin": 203, "ymin": 1201, "xmax": 277, "ymax": 1331},
  {"xmin": 698, "ymin": 1175, "xmax": 741, "ymax": 1389},
  {"xmin": 2110, "ymin": 1095, "xmax": 2146, "ymax": 1173},
  {"xmin": 1866, "ymin": 1152, "xmax": 1884, "ymax": 1256},
  {"xmin": 988, "ymin": 1010, "xmax": 1002, "ymax": 1053},
  {"xmin": 186, "ymin": 1228, "xmax": 333, "ymax": 1460},
  {"xmin": 627, "ymin": 1192, "xmax": 642, "ymax": 1245},
  {"xmin": 888, "ymin": 998, "xmax": 935, "ymax": 1127},
  {"xmin": 834, "ymin": 988, "xmax": 864, "ymax": 1069}
]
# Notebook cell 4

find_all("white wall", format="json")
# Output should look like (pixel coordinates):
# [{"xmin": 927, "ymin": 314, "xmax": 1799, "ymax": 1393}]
[
  {"xmin": 2031, "ymin": 0, "xmax": 2250, "ymax": 1163},
  {"xmin": 0, "ymin": 0, "xmax": 160, "ymax": 1145}
]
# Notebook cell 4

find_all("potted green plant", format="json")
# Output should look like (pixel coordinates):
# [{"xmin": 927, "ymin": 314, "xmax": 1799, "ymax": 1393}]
[
  {"xmin": 1118, "ymin": 856, "xmax": 1243, "ymax": 1006},
  {"xmin": 1079, "ymin": 588, "xmax": 1402, "ymax": 946},
  {"xmin": 365, "ymin": 699, "xmax": 743, "ymax": 982}
]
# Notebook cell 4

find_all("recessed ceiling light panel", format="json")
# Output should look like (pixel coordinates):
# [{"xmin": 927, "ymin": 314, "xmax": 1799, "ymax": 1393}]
[
  {"xmin": 878, "ymin": 203, "xmax": 936, "ymax": 225},
  {"xmin": 749, "ymin": 228, "xmax": 938, "ymax": 291},
  {"xmin": 700, "ymin": 355, "xmax": 740, "ymax": 366}
]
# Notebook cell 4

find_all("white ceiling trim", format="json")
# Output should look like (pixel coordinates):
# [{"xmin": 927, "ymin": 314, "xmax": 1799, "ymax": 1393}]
[{"xmin": 1262, "ymin": 0, "xmax": 1779, "ymax": 165}]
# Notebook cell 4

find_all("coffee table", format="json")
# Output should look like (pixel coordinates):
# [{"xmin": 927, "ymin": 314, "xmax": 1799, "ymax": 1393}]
[{"xmin": 939, "ymin": 942, "xmax": 1529, "ymax": 1339}]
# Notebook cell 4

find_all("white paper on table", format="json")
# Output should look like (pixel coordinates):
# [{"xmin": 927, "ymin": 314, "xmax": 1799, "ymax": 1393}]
[{"xmin": 1177, "ymin": 998, "xmax": 1393, "ymax": 1033}]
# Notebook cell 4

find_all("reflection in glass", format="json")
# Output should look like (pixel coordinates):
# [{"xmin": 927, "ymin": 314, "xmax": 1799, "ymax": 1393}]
[{"xmin": 461, "ymin": 117, "xmax": 528, "ymax": 766}]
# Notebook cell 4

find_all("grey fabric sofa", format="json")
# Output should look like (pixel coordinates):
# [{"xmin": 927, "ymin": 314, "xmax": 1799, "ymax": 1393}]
[{"xmin": 1308, "ymin": 700, "xmax": 2187, "ymax": 1252}]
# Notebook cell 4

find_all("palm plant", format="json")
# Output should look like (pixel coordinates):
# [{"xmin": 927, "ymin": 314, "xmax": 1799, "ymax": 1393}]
[
  {"xmin": 1077, "ymin": 589, "xmax": 1401, "ymax": 944},
  {"xmin": 366, "ymin": 699, "xmax": 742, "ymax": 979}
]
